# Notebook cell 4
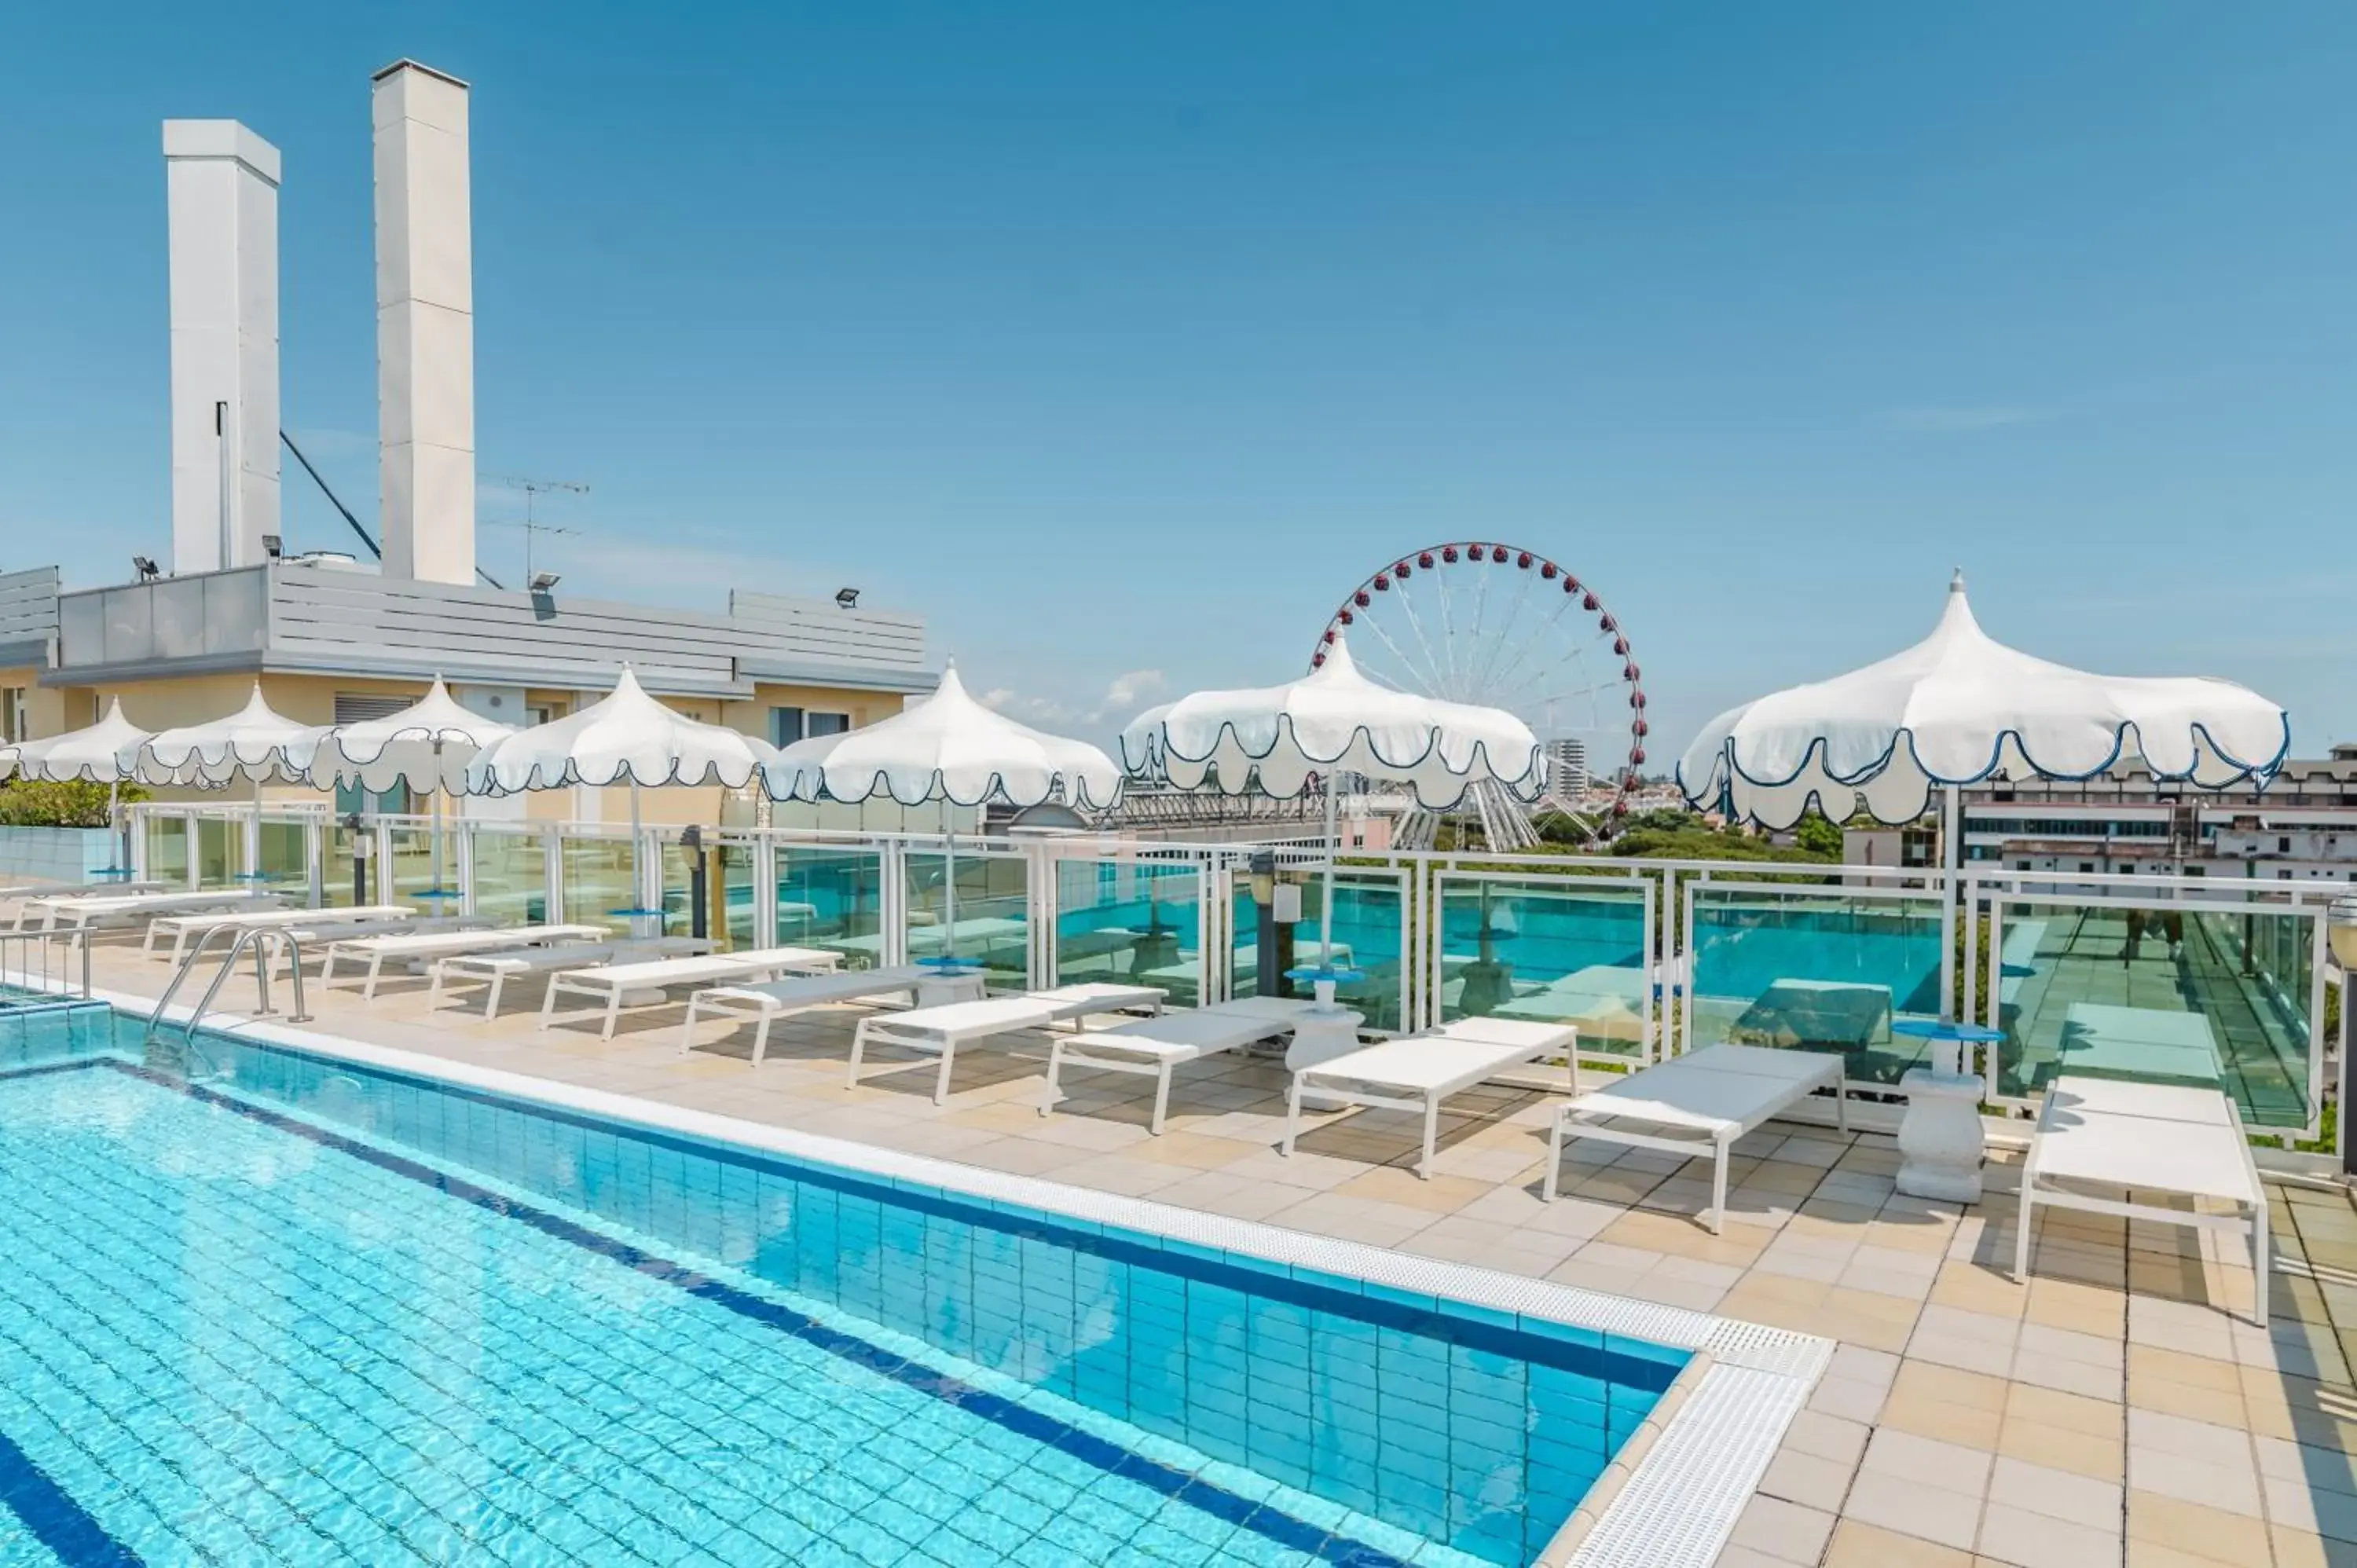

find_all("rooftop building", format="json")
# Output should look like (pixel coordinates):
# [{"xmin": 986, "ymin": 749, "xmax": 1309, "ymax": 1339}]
[{"xmin": 0, "ymin": 63, "xmax": 934, "ymax": 830}]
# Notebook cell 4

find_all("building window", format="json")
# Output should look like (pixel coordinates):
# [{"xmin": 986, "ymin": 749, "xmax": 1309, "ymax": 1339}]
[
  {"xmin": 808, "ymin": 713, "xmax": 851, "ymax": 738},
  {"xmin": 2078, "ymin": 863, "xmax": 2095, "ymax": 874},
  {"xmin": 0, "ymin": 687, "xmax": 23, "ymax": 743},
  {"xmin": 2279, "ymin": 836, "xmax": 2293, "ymax": 854},
  {"xmin": 334, "ymin": 693, "xmax": 409, "ymax": 725},
  {"xmin": 769, "ymin": 707, "xmax": 805, "ymax": 747}
]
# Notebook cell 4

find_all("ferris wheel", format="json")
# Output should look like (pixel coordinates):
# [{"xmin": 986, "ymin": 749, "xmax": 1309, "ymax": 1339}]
[{"xmin": 1315, "ymin": 542, "xmax": 1648, "ymax": 848}]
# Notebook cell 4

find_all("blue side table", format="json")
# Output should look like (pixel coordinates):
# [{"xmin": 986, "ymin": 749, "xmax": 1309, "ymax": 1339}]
[
  {"xmin": 1891, "ymin": 1017, "xmax": 2003, "ymax": 1079},
  {"xmin": 1283, "ymin": 963, "xmax": 1364, "ymax": 1013}
]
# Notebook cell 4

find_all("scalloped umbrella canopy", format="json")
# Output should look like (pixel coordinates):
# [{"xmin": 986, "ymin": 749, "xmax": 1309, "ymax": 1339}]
[
  {"xmin": 1676, "ymin": 573, "xmax": 2290, "ymax": 829},
  {"xmin": 129, "ymin": 683, "xmax": 327, "ymax": 786},
  {"xmin": 1116, "ymin": 632, "xmax": 1545, "ymax": 809},
  {"xmin": 2, "ymin": 698, "xmax": 150, "ymax": 783},
  {"xmin": 312, "ymin": 676, "xmax": 515, "ymax": 794},
  {"xmin": 464, "ymin": 669, "xmax": 776, "ymax": 795},
  {"xmin": 763, "ymin": 666, "xmax": 1121, "ymax": 810}
]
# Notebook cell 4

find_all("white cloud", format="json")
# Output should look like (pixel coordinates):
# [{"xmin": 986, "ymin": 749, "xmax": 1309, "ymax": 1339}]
[
  {"xmin": 972, "ymin": 670, "xmax": 1164, "ymax": 732},
  {"xmin": 1102, "ymin": 669, "xmax": 1164, "ymax": 711}
]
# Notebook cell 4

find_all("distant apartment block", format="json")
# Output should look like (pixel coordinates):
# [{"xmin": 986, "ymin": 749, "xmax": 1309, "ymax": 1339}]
[{"xmin": 1891, "ymin": 746, "xmax": 2357, "ymax": 881}]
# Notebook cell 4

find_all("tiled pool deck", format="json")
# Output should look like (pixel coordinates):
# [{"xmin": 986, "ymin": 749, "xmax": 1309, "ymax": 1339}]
[{"xmin": 60, "ymin": 936, "xmax": 2357, "ymax": 1568}]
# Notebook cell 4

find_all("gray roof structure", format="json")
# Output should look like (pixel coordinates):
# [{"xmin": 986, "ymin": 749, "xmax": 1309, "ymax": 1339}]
[{"xmin": 16, "ymin": 561, "xmax": 933, "ymax": 698}]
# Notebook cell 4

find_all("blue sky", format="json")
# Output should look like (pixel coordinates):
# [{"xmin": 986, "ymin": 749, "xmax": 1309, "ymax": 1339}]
[{"xmin": 2, "ymin": 4, "xmax": 2352, "ymax": 761}]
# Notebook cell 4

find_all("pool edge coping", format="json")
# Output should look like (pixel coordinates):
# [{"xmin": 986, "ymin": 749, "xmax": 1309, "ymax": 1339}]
[{"xmin": 71, "ymin": 979, "xmax": 1835, "ymax": 1568}]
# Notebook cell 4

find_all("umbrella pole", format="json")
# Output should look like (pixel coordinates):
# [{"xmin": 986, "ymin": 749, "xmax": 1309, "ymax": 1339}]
[
  {"xmin": 430, "ymin": 738, "xmax": 445, "ymax": 897},
  {"xmin": 1940, "ymin": 782, "xmax": 1961, "ymax": 1044},
  {"xmin": 943, "ymin": 815, "xmax": 957, "ymax": 965},
  {"xmin": 630, "ymin": 779, "xmax": 649, "ymax": 938},
  {"xmin": 248, "ymin": 772, "xmax": 263, "ymax": 885},
  {"xmin": 1318, "ymin": 772, "xmax": 1338, "ymax": 969}
]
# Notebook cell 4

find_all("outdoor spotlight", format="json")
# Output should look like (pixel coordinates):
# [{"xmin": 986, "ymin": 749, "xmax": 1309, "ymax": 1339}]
[
  {"xmin": 834, "ymin": 587, "xmax": 860, "ymax": 609},
  {"xmin": 680, "ymin": 824, "xmax": 704, "ymax": 852},
  {"xmin": 260, "ymin": 533, "xmax": 283, "ymax": 559},
  {"xmin": 2328, "ymin": 896, "xmax": 2357, "ymax": 971},
  {"xmin": 131, "ymin": 555, "xmax": 159, "ymax": 581},
  {"xmin": 529, "ymin": 571, "xmax": 562, "ymax": 593}
]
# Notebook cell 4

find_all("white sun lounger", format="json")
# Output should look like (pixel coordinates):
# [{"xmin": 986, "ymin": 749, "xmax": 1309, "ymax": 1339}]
[
  {"xmin": 2017, "ymin": 1076, "xmax": 2268, "ymax": 1324},
  {"xmin": 322, "ymin": 923, "xmax": 613, "ymax": 1000},
  {"xmin": 1039, "ymin": 996, "xmax": 1321, "ymax": 1133},
  {"xmin": 847, "ymin": 983, "xmax": 1168, "ymax": 1104},
  {"xmin": 539, "ymin": 945, "xmax": 843, "ymax": 1039},
  {"xmin": 681, "ymin": 965, "xmax": 934, "ymax": 1064},
  {"xmin": 19, "ymin": 887, "xmax": 281, "ymax": 934},
  {"xmin": 427, "ymin": 938, "xmax": 702, "ymax": 1019},
  {"xmin": 1282, "ymin": 1017, "xmax": 1582, "ymax": 1179},
  {"xmin": 147, "ymin": 903, "xmax": 419, "ymax": 962},
  {"xmin": 1544, "ymin": 1043, "xmax": 1846, "ymax": 1233}
]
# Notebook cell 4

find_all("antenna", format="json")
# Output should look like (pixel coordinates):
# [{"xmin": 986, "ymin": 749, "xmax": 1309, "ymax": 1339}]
[{"xmin": 482, "ymin": 473, "xmax": 589, "ymax": 583}]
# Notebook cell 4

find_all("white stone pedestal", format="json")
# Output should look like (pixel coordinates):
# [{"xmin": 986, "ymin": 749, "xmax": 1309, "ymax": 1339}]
[
  {"xmin": 1896, "ymin": 1068, "xmax": 1987, "ymax": 1202},
  {"xmin": 1284, "ymin": 1008, "xmax": 1365, "ymax": 1074},
  {"xmin": 915, "ymin": 971, "xmax": 988, "ymax": 1008}
]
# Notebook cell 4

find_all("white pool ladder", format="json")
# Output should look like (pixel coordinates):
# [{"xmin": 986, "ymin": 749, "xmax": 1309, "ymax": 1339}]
[{"xmin": 145, "ymin": 921, "xmax": 311, "ymax": 1047}]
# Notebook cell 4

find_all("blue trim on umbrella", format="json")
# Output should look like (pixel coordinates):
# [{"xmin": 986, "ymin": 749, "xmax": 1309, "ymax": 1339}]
[
  {"xmin": 1119, "ymin": 714, "xmax": 1545, "ymax": 810},
  {"xmin": 1677, "ymin": 713, "xmax": 2293, "ymax": 825}
]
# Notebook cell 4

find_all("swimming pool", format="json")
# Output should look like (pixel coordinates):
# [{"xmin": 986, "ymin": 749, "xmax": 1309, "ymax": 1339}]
[{"xmin": 0, "ymin": 1009, "xmax": 1697, "ymax": 1567}]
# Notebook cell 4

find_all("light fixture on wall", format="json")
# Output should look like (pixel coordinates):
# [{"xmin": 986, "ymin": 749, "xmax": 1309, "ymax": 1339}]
[
  {"xmin": 834, "ymin": 587, "xmax": 860, "ymax": 610},
  {"xmin": 260, "ymin": 534, "xmax": 283, "ymax": 559},
  {"xmin": 529, "ymin": 572, "xmax": 561, "ymax": 593}
]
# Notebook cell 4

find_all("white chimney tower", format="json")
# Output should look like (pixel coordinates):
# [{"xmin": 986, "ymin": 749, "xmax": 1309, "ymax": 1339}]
[
  {"xmin": 163, "ymin": 120, "xmax": 280, "ymax": 575},
  {"xmin": 372, "ymin": 60, "xmax": 476, "ymax": 584}
]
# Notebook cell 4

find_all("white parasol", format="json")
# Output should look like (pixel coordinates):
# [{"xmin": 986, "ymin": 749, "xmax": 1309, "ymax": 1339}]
[
  {"xmin": 1677, "ymin": 570, "xmax": 2289, "ymax": 1022},
  {"xmin": 1120, "ymin": 632, "xmax": 1545, "ymax": 1003},
  {"xmin": 0, "ymin": 698, "xmax": 152, "ymax": 876},
  {"xmin": 306, "ymin": 676, "xmax": 515, "ymax": 902},
  {"xmin": 126, "ymin": 683, "xmax": 327, "ymax": 889},
  {"xmin": 764, "ymin": 665, "xmax": 1119, "ymax": 969},
  {"xmin": 464, "ymin": 669, "xmax": 776, "ymax": 929}
]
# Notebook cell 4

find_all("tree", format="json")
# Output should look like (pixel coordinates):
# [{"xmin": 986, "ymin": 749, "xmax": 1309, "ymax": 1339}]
[
  {"xmin": 0, "ymin": 779, "xmax": 147, "ymax": 828},
  {"xmin": 1793, "ymin": 812, "xmax": 1844, "ymax": 859}
]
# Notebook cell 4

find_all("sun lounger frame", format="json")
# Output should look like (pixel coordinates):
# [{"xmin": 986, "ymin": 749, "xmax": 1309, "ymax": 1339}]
[
  {"xmin": 539, "ymin": 946, "xmax": 842, "ymax": 1039},
  {"xmin": 1282, "ymin": 1017, "xmax": 1581, "ymax": 1180},
  {"xmin": 1545, "ymin": 1043, "xmax": 1847, "ymax": 1233},
  {"xmin": 1039, "ymin": 997, "xmax": 1321, "ymax": 1133},
  {"xmin": 321, "ymin": 923, "xmax": 614, "ymax": 1001},
  {"xmin": 680, "ymin": 965, "xmax": 937, "ymax": 1064},
  {"xmin": 847, "ymin": 984, "xmax": 1168, "ymax": 1105},
  {"xmin": 2015, "ymin": 1075, "xmax": 2267, "ymax": 1324}
]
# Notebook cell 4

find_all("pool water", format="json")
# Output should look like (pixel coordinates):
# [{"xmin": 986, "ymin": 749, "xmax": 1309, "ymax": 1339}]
[{"xmin": 0, "ymin": 1019, "xmax": 1683, "ymax": 1567}]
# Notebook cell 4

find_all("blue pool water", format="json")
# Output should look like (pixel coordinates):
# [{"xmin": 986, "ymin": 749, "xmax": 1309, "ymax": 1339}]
[
  {"xmin": 1690, "ymin": 901, "xmax": 1944, "ymax": 1017},
  {"xmin": 0, "ymin": 1012, "xmax": 1683, "ymax": 1566}
]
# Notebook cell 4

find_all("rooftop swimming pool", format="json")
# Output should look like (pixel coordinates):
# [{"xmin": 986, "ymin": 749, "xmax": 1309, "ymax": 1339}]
[{"xmin": 0, "ymin": 1006, "xmax": 1694, "ymax": 1567}]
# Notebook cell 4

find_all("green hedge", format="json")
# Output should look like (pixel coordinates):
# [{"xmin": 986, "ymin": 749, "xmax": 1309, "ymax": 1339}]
[{"xmin": 0, "ymin": 779, "xmax": 147, "ymax": 829}]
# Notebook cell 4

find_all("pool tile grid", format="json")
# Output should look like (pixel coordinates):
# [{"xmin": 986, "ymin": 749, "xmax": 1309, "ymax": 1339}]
[
  {"xmin": 174, "ymin": 1041, "xmax": 1684, "ymax": 1565},
  {"xmin": 2, "ymin": 1059, "xmax": 1488, "ymax": 1568}
]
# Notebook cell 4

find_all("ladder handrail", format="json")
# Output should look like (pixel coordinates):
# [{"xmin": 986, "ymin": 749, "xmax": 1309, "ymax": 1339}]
[
  {"xmin": 144, "ymin": 922, "xmax": 244, "ymax": 1046},
  {"xmin": 145, "ymin": 923, "xmax": 312, "ymax": 1046}
]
